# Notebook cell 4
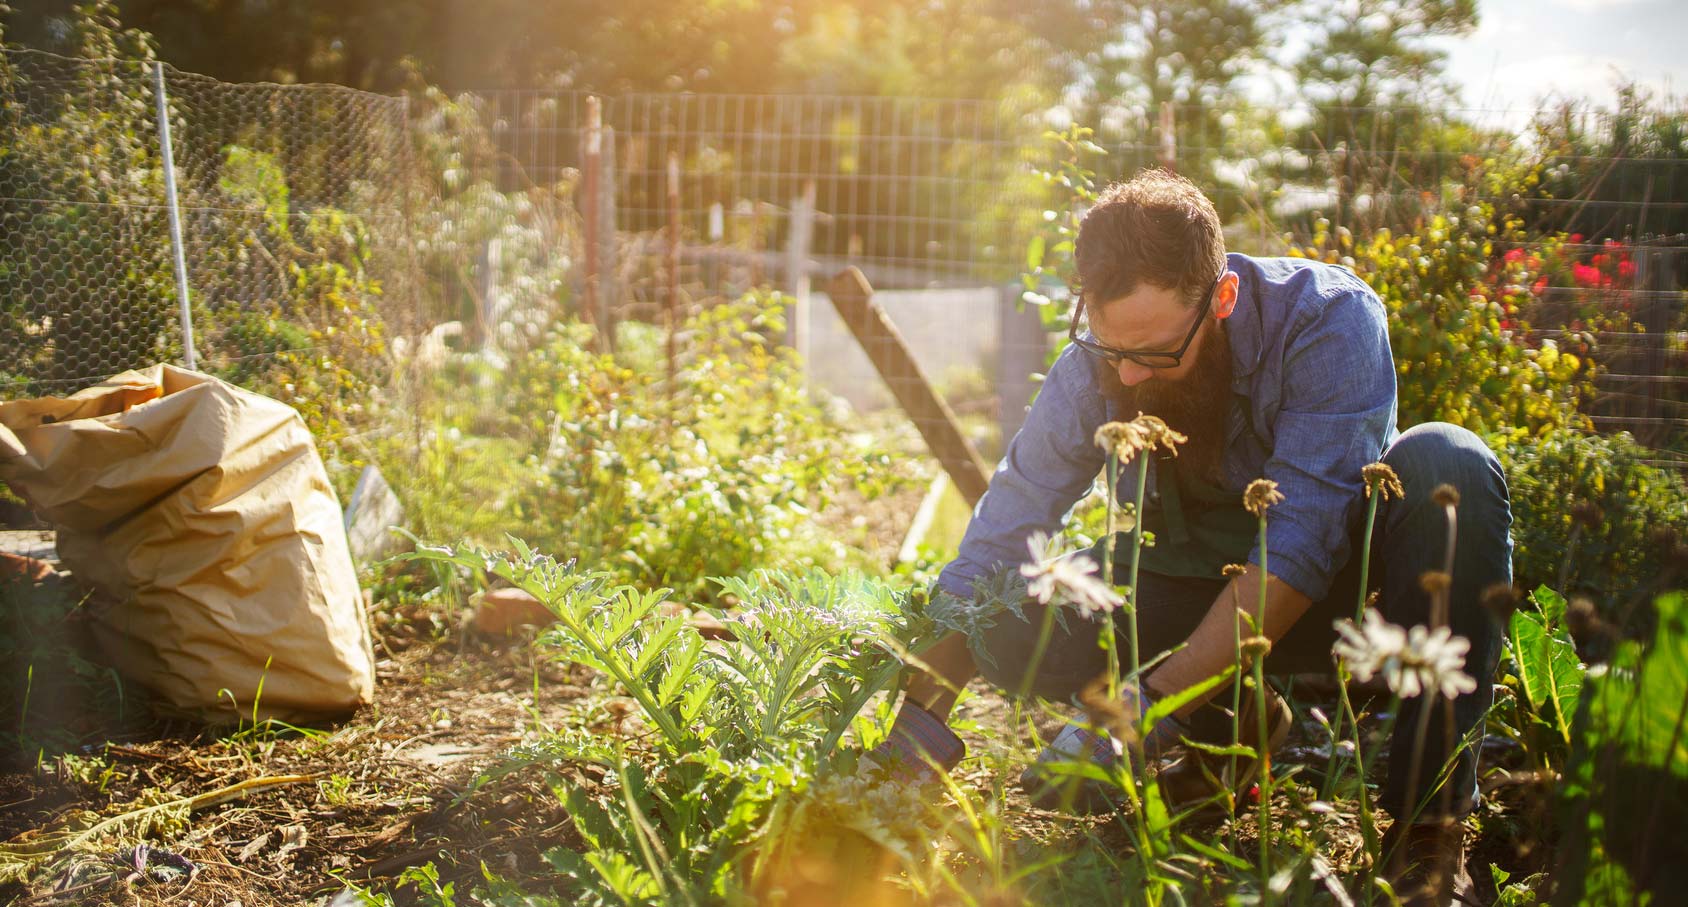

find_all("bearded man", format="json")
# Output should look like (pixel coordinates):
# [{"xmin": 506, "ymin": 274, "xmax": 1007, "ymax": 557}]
[{"xmin": 862, "ymin": 170, "xmax": 1511, "ymax": 907}]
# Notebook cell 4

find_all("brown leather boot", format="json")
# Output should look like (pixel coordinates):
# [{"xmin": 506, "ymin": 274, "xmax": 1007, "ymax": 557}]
[
  {"xmin": 1380, "ymin": 818, "xmax": 1476, "ymax": 907},
  {"xmin": 1157, "ymin": 683, "xmax": 1293, "ymax": 817}
]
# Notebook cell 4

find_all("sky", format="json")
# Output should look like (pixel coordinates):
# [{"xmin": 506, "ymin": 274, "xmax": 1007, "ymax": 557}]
[{"xmin": 1434, "ymin": 0, "xmax": 1685, "ymax": 121}]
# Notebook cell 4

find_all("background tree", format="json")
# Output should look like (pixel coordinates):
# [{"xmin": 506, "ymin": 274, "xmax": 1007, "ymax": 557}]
[{"xmin": 1276, "ymin": 0, "xmax": 1483, "ymax": 231}]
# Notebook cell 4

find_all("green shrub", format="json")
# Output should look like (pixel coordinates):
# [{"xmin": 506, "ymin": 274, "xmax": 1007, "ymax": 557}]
[
  {"xmin": 374, "ymin": 295, "xmax": 911, "ymax": 601},
  {"xmin": 1291, "ymin": 210, "xmax": 1596, "ymax": 440},
  {"xmin": 1493, "ymin": 427, "xmax": 1688, "ymax": 612}
]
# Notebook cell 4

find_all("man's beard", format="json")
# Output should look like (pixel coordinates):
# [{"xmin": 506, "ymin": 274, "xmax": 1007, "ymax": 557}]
[{"xmin": 1098, "ymin": 321, "xmax": 1233, "ymax": 484}]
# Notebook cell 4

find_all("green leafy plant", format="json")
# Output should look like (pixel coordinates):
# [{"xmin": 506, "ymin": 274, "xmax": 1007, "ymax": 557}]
[
  {"xmin": 1494, "ymin": 427, "xmax": 1688, "ymax": 614},
  {"xmin": 1555, "ymin": 590, "xmax": 1688, "ymax": 905},
  {"xmin": 409, "ymin": 542, "xmax": 937, "ymax": 904}
]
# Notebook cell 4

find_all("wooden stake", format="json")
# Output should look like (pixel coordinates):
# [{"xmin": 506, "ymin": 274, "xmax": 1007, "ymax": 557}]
[{"xmin": 825, "ymin": 268, "xmax": 994, "ymax": 506}]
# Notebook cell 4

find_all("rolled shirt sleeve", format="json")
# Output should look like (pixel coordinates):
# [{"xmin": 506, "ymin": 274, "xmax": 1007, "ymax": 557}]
[
  {"xmin": 1247, "ymin": 287, "xmax": 1397, "ymax": 601},
  {"xmin": 936, "ymin": 344, "xmax": 1116, "ymax": 598}
]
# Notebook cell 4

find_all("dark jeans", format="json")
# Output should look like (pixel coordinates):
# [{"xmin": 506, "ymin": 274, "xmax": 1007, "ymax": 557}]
[{"xmin": 973, "ymin": 422, "xmax": 1510, "ymax": 820}]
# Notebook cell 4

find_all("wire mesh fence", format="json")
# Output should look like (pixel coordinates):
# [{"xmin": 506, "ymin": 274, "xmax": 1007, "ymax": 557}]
[
  {"xmin": 3, "ymin": 46, "xmax": 1684, "ymax": 466},
  {"xmin": 1, "ymin": 48, "xmax": 416, "ymax": 408}
]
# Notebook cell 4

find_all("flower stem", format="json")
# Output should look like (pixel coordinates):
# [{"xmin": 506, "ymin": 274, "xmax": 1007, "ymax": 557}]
[
  {"xmin": 1126, "ymin": 458, "xmax": 1150, "ymax": 682},
  {"xmin": 1356, "ymin": 492, "xmax": 1381, "ymax": 620},
  {"xmin": 1339, "ymin": 672, "xmax": 1383, "ymax": 896},
  {"xmin": 1104, "ymin": 450, "xmax": 1121, "ymax": 700},
  {"xmin": 1254, "ymin": 516, "xmax": 1273, "ymax": 905},
  {"xmin": 1018, "ymin": 598, "xmax": 1060, "ymax": 703}
]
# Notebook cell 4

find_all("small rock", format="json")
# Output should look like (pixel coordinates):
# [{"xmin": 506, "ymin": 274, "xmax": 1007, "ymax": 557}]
[{"xmin": 473, "ymin": 587, "xmax": 555, "ymax": 635}]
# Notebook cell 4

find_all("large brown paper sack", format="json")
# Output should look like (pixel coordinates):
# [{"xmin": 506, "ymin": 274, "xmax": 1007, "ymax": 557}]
[{"xmin": 0, "ymin": 365, "xmax": 374, "ymax": 722}]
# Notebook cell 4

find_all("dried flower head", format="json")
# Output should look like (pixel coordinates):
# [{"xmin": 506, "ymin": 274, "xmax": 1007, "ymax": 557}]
[
  {"xmin": 1243, "ymin": 479, "xmax": 1285, "ymax": 517},
  {"xmin": 1419, "ymin": 571, "xmax": 1452, "ymax": 597},
  {"xmin": 1094, "ymin": 421, "xmax": 1147, "ymax": 459},
  {"xmin": 1480, "ymin": 583, "xmax": 1521, "ymax": 622},
  {"xmin": 1565, "ymin": 597, "xmax": 1604, "ymax": 646},
  {"xmin": 1431, "ymin": 484, "xmax": 1461, "ymax": 508},
  {"xmin": 1094, "ymin": 414, "xmax": 1188, "ymax": 463},
  {"xmin": 1240, "ymin": 635, "xmax": 1273, "ymax": 663},
  {"xmin": 1222, "ymin": 563, "xmax": 1248, "ymax": 578},
  {"xmin": 1332, "ymin": 609, "xmax": 1477, "ymax": 700},
  {"xmin": 1361, "ymin": 462, "xmax": 1405, "ymax": 501},
  {"xmin": 1020, "ymin": 531, "xmax": 1124, "ymax": 618},
  {"xmin": 1132, "ymin": 414, "xmax": 1188, "ymax": 455},
  {"xmin": 1079, "ymin": 674, "xmax": 1133, "ymax": 744}
]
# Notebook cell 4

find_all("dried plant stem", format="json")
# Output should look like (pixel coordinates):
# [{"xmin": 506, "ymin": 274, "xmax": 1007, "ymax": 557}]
[{"xmin": 1105, "ymin": 452, "xmax": 1155, "ymax": 899}]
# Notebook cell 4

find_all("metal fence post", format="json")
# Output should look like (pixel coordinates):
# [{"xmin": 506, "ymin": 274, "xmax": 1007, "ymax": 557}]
[{"xmin": 152, "ymin": 61, "xmax": 197, "ymax": 370}]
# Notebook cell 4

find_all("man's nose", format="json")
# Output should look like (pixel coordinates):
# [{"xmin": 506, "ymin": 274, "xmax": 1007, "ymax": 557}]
[{"xmin": 1116, "ymin": 360, "xmax": 1154, "ymax": 387}]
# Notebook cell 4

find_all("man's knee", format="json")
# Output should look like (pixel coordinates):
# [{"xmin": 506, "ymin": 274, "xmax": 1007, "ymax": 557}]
[
  {"xmin": 1384, "ymin": 422, "xmax": 1496, "ymax": 485},
  {"xmin": 1382, "ymin": 422, "xmax": 1508, "ymax": 518},
  {"xmin": 972, "ymin": 606, "xmax": 1106, "ymax": 703}
]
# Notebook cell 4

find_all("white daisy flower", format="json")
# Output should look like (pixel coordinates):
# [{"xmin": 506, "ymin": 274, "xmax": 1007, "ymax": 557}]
[
  {"xmin": 1020, "ymin": 532, "xmax": 1124, "ymax": 618},
  {"xmin": 1332, "ymin": 608, "xmax": 1476, "ymax": 700}
]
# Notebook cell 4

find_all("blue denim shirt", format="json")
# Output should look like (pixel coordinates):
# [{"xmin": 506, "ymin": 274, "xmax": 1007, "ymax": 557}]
[{"xmin": 939, "ymin": 252, "xmax": 1399, "ymax": 603}]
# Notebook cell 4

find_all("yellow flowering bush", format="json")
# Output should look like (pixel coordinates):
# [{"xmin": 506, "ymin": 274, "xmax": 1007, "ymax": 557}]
[{"xmin": 1290, "ymin": 208, "xmax": 1595, "ymax": 440}]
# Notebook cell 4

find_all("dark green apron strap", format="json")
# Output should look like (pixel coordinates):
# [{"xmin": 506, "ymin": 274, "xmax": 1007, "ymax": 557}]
[{"xmin": 1156, "ymin": 454, "xmax": 1192, "ymax": 547}]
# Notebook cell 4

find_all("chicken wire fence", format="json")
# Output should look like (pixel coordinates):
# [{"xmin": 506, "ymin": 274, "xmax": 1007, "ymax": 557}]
[
  {"xmin": 1, "ymin": 47, "xmax": 416, "ymax": 403},
  {"xmin": 2, "ymin": 47, "xmax": 1684, "ymax": 459}
]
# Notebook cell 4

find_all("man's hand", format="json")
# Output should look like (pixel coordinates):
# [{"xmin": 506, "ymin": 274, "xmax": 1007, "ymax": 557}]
[
  {"xmin": 1146, "ymin": 564, "xmax": 1311, "ymax": 719},
  {"xmin": 860, "ymin": 700, "xmax": 965, "ymax": 784}
]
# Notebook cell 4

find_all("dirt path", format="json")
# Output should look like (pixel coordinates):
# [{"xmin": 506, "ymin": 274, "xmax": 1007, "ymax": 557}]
[{"xmin": 0, "ymin": 618, "xmax": 598, "ymax": 906}]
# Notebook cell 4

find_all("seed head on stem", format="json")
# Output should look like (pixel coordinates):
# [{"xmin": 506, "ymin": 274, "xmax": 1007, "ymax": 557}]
[
  {"xmin": 1243, "ymin": 479, "xmax": 1284, "ymax": 518},
  {"xmin": 1093, "ymin": 413, "xmax": 1188, "ymax": 463},
  {"xmin": 1361, "ymin": 462, "xmax": 1405, "ymax": 500}
]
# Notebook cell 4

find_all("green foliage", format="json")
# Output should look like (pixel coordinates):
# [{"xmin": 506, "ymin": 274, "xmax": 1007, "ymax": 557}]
[
  {"xmin": 1556, "ymin": 590, "xmax": 1688, "ymax": 905},
  {"xmin": 1292, "ymin": 210, "xmax": 1595, "ymax": 438},
  {"xmin": 377, "ymin": 295, "xmax": 909, "ymax": 601},
  {"xmin": 1523, "ymin": 83, "xmax": 1688, "ymax": 240},
  {"xmin": 1498, "ymin": 587, "xmax": 1586, "ymax": 774},
  {"xmin": 0, "ymin": 7, "xmax": 177, "ymax": 389},
  {"xmin": 409, "ymin": 543, "xmax": 936, "ymax": 905},
  {"xmin": 0, "ymin": 572, "xmax": 129, "ymax": 757},
  {"xmin": 1493, "ymin": 427, "xmax": 1688, "ymax": 609}
]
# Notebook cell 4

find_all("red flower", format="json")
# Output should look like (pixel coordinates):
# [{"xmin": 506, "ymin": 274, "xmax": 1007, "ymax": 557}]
[
  {"xmin": 1571, "ymin": 233, "xmax": 1585, "ymax": 243},
  {"xmin": 1533, "ymin": 277, "xmax": 1549, "ymax": 295},
  {"xmin": 1619, "ymin": 259, "xmax": 1636, "ymax": 279},
  {"xmin": 1573, "ymin": 263, "xmax": 1601, "ymax": 287},
  {"xmin": 1504, "ymin": 248, "xmax": 1524, "ymax": 263}
]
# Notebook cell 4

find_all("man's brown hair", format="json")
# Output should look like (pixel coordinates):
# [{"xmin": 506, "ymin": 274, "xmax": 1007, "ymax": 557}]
[{"xmin": 1074, "ymin": 169, "xmax": 1226, "ymax": 310}]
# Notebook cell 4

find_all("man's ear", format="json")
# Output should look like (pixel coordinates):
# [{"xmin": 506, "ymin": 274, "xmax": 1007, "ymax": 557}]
[{"xmin": 1213, "ymin": 271, "xmax": 1239, "ymax": 319}]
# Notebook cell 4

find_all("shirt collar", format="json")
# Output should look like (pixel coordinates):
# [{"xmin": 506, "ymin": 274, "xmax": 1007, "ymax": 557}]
[{"xmin": 1226, "ymin": 252, "xmax": 1267, "ymax": 391}]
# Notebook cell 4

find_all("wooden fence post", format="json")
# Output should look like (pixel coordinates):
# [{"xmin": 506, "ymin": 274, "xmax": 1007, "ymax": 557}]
[
  {"xmin": 786, "ymin": 180, "xmax": 817, "ymax": 370},
  {"xmin": 579, "ymin": 96, "xmax": 601, "ymax": 340},
  {"xmin": 666, "ymin": 151, "xmax": 681, "ymax": 389}
]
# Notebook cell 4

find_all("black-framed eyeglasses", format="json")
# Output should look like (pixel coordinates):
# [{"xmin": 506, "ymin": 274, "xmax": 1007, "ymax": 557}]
[{"xmin": 1068, "ymin": 271, "xmax": 1225, "ymax": 369}]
